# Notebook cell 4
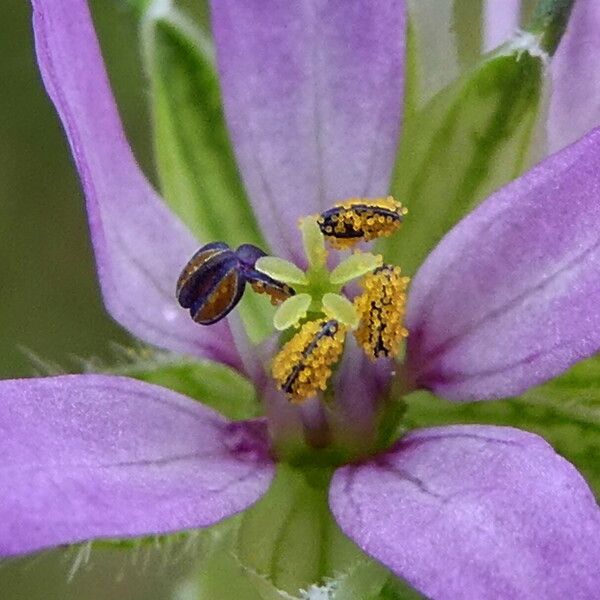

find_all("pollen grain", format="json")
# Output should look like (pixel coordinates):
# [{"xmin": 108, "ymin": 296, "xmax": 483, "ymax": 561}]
[
  {"xmin": 272, "ymin": 320, "xmax": 346, "ymax": 403},
  {"xmin": 317, "ymin": 196, "xmax": 407, "ymax": 249},
  {"xmin": 353, "ymin": 265, "xmax": 410, "ymax": 359}
]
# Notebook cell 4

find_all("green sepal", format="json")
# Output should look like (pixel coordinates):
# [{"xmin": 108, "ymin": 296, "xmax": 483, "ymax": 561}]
[
  {"xmin": 236, "ymin": 464, "xmax": 380, "ymax": 596},
  {"xmin": 108, "ymin": 351, "xmax": 261, "ymax": 421},
  {"xmin": 528, "ymin": 0, "xmax": 576, "ymax": 55},
  {"xmin": 141, "ymin": 3, "xmax": 265, "ymax": 249},
  {"xmin": 381, "ymin": 43, "xmax": 543, "ymax": 275},
  {"xmin": 85, "ymin": 528, "xmax": 201, "ymax": 552},
  {"xmin": 240, "ymin": 560, "xmax": 391, "ymax": 600},
  {"xmin": 402, "ymin": 14, "xmax": 421, "ymax": 120},
  {"xmin": 193, "ymin": 512, "xmax": 398, "ymax": 600},
  {"xmin": 403, "ymin": 355, "xmax": 600, "ymax": 495},
  {"xmin": 196, "ymin": 518, "xmax": 264, "ymax": 600},
  {"xmin": 372, "ymin": 578, "xmax": 426, "ymax": 600},
  {"xmin": 140, "ymin": 3, "xmax": 273, "ymax": 341},
  {"xmin": 124, "ymin": 0, "xmax": 153, "ymax": 18}
]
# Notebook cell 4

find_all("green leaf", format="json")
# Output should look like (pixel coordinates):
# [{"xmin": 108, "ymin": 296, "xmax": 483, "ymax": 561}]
[
  {"xmin": 382, "ymin": 43, "xmax": 543, "ymax": 275},
  {"xmin": 236, "ymin": 464, "xmax": 378, "ymax": 596},
  {"xmin": 141, "ymin": 5, "xmax": 265, "ymax": 249},
  {"xmin": 110, "ymin": 352, "xmax": 260, "ymax": 420},
  {"xmin": 403, "ymin": 355, "xmax": 600, "ymax": 494}
]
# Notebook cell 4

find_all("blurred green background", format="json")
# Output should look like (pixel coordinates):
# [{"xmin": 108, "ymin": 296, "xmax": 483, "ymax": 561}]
[{"xmin": 0, "ymin": 0, "xmax": 142, "ymax": 380}]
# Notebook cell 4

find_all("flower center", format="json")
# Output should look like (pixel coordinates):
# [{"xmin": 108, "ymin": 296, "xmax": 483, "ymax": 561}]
[{"xmin": 176, "ymin": 197, "xmax": 410, "ymax": 403}]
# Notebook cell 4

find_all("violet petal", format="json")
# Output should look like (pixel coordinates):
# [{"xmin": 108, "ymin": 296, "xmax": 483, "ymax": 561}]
[
  {"xmin": 406, "ymin": 127, "xmax": 600, "ymax": 400},
  {"xmin": 330, "ymin": 424, "xmax": 600, "ymax": 600},
  {"xmin": 31, "ymin": 0, "xmax": 239, "ymax": 366},
  {"xmin": 210, "ymin": 0, "xmax": 406, "ymax": 261},
  {"xmin": 0, "ymin": 375, "xmax": 274, "ymax": 557},
  {"xmin": 483, "ymin": 0, "xmax": 521, "ymax": 52},
  {"xmin": 549, "ymin": 0, "xmax": 600, "ymax": 152}
]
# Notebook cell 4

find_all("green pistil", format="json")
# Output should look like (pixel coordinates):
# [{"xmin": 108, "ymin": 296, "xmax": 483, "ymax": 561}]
[
  {"xmin": 254, "ymin": 216, "xmax": 382, "ymax": 330},
  {"xmin": 254, "ymin": 256, "xmax": 308, "ymax": 285},
  {"xmin": 300, "ymin": 216, "xmax": 327, "ymax": 269},
  {"xmin": 273, "ymin": 294, "xmax": 312, "ymax": 331},
  {"xmin": 322, "ymin": 293, "xmax": 359, "ymax": 328},
  {"xmin": 329, "ymin": 252, "xmax": 383, "ymax": 284}
]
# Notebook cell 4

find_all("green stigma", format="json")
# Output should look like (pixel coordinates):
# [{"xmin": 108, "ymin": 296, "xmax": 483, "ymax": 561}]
[{"xmin": 255, "ymin": 216, "xmax": 383, "ymax": 330}]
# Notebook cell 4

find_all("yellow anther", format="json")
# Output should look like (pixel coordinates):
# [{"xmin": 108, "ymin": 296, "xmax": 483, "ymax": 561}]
[
  {"xmin": 353, "ymin": 265, "xmax": 410, "ymax": 359},
  {"xmin": 317, "ymin": 197, "xmax": 407, "ymax": 249},
  {"xmin": 272, "ymin": 320, "xmax": 346, "ymax": 403}
]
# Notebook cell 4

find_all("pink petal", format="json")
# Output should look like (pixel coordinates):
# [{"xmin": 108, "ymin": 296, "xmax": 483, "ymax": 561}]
[
  {"xmin": 0, "ymin": 375, "xmax": 274, "ymax": 557},
  {"xmin": 549, "ymin": 0, "xmax": 600, "ymax": 152},
  {"xmin": 31, "ymin": 0, "xmax": 239, "ymax": 365},
  {"xmin": 406, "ymin": 127, "xmax": 600, "ymax": 400},
  {"xmin": 210, "ymin": 0, "xmax": 406, "ymax": 261},
  {"xmin": 330, "ymin": 425, "xmax": 600, "ymax": 600}
]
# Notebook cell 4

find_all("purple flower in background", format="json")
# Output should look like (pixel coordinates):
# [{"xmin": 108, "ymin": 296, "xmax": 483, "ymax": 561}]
[{"xmin": 2, "ymin": 1, "xmax": 600, "ymax": 599}]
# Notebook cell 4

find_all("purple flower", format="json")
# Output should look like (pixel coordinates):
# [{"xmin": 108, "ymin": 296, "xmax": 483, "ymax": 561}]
[{"xmin": 3, "ymin": 0, "xmax": 600, "ymax": 598}]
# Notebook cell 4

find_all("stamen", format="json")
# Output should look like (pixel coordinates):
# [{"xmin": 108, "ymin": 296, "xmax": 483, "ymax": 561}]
[
  {"xmin": 177, "ymin": 201, "xmax": 411, "ymax": 405},
  {"xmin": 177, "ymin": 242, "xmax": 294, "ymax": 324},
  {"xmin": 353, "ymin": 265, "xmax": 410, "ymax": 359},
  {"xmin": 192, "ymin": 267, "xmax": 244, "ymax": 325},
  {"xmin": 176, "ymin": 242, "xmax": 231, "ymax": 307},
  {"xmin": 245, "ymin": 269, "xmax": 296, "ymax": 305},
  {"xmin": 272, "ymin": 319, "xmax": 346, "ymax": 403},
  {"xmin": 237, "ymin": 244, "xmax": 296, "ymax": 305},
  {"xmin": 176, "ymin": 242, "xmax": 245, "ymax": 325},
  {"xmin": 317, "ymin": 196, "xmax": 407, "ymax": 249},
  {"xmin": 235, "ymin": 243, "xmax": 268, "ymax": 268}
]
